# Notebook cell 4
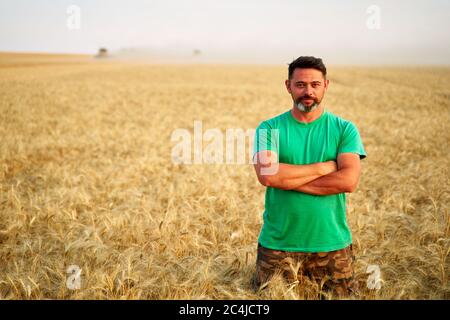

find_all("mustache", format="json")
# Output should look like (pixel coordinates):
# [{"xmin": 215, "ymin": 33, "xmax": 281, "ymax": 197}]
[{"xmin": 296, "ymin": 96, "xmax": 318, "ymax": 102}]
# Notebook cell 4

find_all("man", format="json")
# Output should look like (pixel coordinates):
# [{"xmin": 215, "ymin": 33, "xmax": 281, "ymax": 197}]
[{"xmin": 252, "ymin": 56, "xmax": 366, "ymax": 298}]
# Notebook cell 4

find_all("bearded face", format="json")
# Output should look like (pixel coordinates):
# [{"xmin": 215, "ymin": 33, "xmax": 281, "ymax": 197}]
[{"xmin": 285, "ymin": 68, "xmax": 328, "ymax": 112}]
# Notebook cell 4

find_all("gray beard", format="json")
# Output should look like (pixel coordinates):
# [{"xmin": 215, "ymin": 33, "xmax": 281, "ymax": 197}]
[{"xmin": 296, "ymin": 101, "xmax": 320, "ymax": 113}]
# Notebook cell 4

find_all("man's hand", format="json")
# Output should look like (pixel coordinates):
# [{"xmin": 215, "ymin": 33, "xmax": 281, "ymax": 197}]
[
  {"xmin": 321, "ymin": 160, "xmax": 338, "ymax": 175},
  {"xmin": 293, "ymin": 152, "xmax": 362, "ymax": 195},
  {"xmin": 253, "ymin": 150, "xmax": 338, "ymax": 190}
]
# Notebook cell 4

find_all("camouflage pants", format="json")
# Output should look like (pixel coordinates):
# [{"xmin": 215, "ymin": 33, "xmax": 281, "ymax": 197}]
[{"xmin": 253, "ymin": 243, "xmax": 359, "ymax": 298}]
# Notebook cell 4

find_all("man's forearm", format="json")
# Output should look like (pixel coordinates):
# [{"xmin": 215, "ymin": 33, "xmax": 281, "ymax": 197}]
[
  {"xmin": 293, "ymin": 168, "xmax": 357, "ymax": 195},
  {"xmin": 273, "ymin": 172, "xmax": 324, "ymax": 190},
  {"xmin": 258, "ymin": 162, "xmax": 334, "ymax": 190}
]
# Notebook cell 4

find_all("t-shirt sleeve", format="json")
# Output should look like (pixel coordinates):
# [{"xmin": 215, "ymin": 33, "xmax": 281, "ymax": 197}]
[
  {"xmin": 338, "ymin": 122, "xmax": 367, "ymax": 160},
  {"xmin": 252, "ymin": 121, "xmax": 279, "ymax": 160}
]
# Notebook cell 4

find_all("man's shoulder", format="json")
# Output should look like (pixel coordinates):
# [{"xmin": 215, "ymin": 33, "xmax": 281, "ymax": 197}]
[{"xmin": 326, "ymin": 110, "xmax": 359, "ymax": 131}]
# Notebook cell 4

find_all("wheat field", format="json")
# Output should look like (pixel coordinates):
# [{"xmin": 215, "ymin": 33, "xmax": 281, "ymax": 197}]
[{"xmin": 0, "ymin": 53, "xmax": 449, "ymax": 299}]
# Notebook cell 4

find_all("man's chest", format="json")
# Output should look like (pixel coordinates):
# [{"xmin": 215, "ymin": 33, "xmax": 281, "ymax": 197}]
[{"xmin": 277, "ymin": 125, "xmax": 341, "ymax": 164}]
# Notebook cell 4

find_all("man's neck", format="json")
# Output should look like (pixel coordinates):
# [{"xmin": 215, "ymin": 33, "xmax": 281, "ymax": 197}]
[{"xmin": 290, "ymin": 105, "xmax": 325, "ymax": 124}]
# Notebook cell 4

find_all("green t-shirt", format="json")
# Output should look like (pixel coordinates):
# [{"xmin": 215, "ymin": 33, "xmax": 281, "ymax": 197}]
[{"xmin": 253, "ymin": 108, "xmax": 367, "ymax": 252}]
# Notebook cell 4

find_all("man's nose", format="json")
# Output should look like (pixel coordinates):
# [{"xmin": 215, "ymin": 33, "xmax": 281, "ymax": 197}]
[{"xmin": 305, "ymin": 86, "xmax": 314, "ymax": 96}]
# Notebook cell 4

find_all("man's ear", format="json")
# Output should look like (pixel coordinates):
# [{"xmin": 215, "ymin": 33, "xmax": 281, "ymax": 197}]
[
  {"xmin": 285, "ymin": 79, "xmax": 292, "ymax": 93},
  {"xmin": 324, "ymin": 79, "xmax": 330, "ymax": 90}
]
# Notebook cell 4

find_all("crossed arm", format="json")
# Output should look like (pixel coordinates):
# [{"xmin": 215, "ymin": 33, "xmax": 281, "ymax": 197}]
[{"xmin": 253, "ymin": 150, "xmax": 361, "ymax": 195}]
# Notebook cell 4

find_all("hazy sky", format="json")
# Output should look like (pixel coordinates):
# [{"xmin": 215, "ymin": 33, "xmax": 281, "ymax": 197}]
[{"xmin": 1, "ymin": 0, "xmax": 449, "ymax": 64}]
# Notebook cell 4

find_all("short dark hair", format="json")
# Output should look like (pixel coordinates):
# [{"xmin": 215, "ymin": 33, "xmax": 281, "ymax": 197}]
[{"xmin": 288, "ymin": 56, "xmax": 327, "ymax": 79}]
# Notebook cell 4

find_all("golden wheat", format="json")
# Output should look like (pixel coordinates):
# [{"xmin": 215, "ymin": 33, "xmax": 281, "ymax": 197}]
[{"xmin": 0, "ymin": 53, "xmax": 449, "ymax": 299}]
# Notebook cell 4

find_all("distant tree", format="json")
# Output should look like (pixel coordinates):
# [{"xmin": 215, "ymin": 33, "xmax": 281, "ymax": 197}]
[{"xmin": 96, "ymin": 48, "xmax": 108, "ymax": 58}]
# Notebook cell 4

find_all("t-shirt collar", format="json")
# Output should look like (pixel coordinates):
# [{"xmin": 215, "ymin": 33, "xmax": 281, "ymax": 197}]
[{"xmin": 288, "ymin": 107, "xmax": 328, "ymax": 126}]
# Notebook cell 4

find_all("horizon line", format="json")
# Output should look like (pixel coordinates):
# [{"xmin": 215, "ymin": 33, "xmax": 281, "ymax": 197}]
[{"xmin": 1, "ymin": 51, "xmax": 450, "ymax": 68}]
